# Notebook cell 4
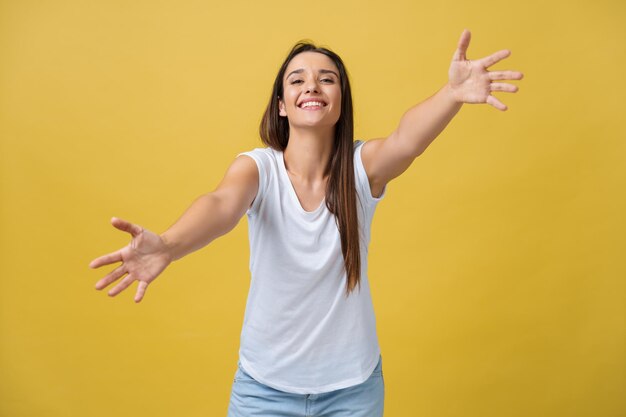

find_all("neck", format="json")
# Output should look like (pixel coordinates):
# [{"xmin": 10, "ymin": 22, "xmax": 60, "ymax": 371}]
[{"xmin": 283, "ymin": 126, "xmax": 334, "ymax": 184}]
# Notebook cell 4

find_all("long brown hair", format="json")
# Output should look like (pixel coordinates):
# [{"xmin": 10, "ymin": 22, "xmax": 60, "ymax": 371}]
[{"xmin": 259, "ymin": 41, "xmax": 362, "ymax": 298}]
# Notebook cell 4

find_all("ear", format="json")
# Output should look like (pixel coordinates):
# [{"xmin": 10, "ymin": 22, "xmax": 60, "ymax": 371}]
[{"xmin": 278, "ymin": 97, "xmax": 288, "ymax": 117}]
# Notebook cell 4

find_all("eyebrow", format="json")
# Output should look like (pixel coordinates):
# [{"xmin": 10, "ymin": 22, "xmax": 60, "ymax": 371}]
[{"xmin": 285, "ymin": 68, "xmax": 339, "ymax": 80}]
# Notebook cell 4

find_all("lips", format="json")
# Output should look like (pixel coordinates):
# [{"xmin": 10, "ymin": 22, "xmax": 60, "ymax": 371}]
[{"xmin": 298, "ymin": 98, "xmax": 327, "ymax": 108}]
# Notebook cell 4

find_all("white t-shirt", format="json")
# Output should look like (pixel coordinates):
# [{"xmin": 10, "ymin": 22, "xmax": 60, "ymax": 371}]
[{"xmin": 235, "ymin": 139, "xmax": 387, "ymax": 394}]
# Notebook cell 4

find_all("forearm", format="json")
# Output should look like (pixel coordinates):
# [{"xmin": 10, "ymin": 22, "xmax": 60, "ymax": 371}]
[
  {"xmin": 159, "ymin": 193, "xmax": 235, "ymax": 262},
  {"xmin": 396, "ymin": 83, "xmax": 463, "ymax": 156}
]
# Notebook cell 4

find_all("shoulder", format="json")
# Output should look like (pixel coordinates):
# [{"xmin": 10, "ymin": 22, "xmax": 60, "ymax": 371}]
[
  {"xmin": 236, "ymin": 147, "xmax": 270, "ymax": 171},
  {"xmin": 238, "ymin": 146, "xmax": 277, "ymax": 165},
  {"xmin": 238, "ymin": 145, "xmax": 273, "ymax": 157},
  {"xmin": 224, "ymin": 151, "xmax": 260, "ymax": 187},
  {"xmin": 234, "ymin": 146, "xmax": 277, "ymax": 193}
]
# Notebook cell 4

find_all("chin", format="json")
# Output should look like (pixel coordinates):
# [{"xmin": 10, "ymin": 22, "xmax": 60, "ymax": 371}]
[{"xmin": 293, "ymin": 120, "xmax": 337, "ymax": 130}]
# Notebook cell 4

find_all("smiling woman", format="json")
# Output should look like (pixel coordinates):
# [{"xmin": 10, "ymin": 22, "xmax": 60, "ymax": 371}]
[
  {"xmin": 89, "ymin": 30, "xmax": 523, "ymax": 417},
  {"xmin": 259, "ymin": 43, "xmax": 361, "ymax": 296},
  {"xmin": 228, "ymin": 41, "xmax": 386, "ymax": 416}
]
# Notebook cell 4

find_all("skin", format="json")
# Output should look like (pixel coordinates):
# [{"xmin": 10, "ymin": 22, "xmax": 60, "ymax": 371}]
[
  {"xmin": 361, "ymin": 28, "xmax": 524, "ymax": 197},
  {"xmin": 278, "ymin": 51, "xmax": 343, "ymax": 210},
  {"xmin": 90, "ymin": 29, "xmax": 523, "ymax": 303}
]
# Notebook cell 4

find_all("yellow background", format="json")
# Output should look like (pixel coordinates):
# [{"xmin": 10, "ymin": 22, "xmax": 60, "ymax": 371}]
[{"xmin": 1, "ymin": 0, "xmax": 624, "ymax": 416}]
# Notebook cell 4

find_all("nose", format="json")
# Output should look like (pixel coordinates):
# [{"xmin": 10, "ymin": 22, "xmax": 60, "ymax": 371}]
[{"xmin": 304, "ymin": 79, "xmax": 319, "ymax": 94}]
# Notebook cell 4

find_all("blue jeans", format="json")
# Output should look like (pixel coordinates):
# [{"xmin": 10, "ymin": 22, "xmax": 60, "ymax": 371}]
[{"xmin": 226, "ymin": 355, "xmax": 385, "ymax": 417}]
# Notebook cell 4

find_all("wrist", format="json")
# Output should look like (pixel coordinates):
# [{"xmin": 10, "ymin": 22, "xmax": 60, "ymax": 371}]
[
  {"xmin": 159, "ymin": 232, "xmax": 178, "ymax": 263},
  {"xmin": 444, "ymin": 83, "xmax": 463, "ymax": 105}
]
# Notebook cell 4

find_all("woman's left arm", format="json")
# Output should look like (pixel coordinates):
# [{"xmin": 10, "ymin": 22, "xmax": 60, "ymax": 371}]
[{"xmin": 362, "ymin": 29, "xmax": 524, "ymax": 194}]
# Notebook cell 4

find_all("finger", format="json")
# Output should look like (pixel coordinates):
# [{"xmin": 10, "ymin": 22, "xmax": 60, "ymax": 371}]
[
  {"xmin": 490, "ymin": 82, "xmax": 519, "ymax": 93},
  {"xmin": 89, "ymin": 250, "xmax": 123, "ymax": 269},
  {"xmin": 111, "ymin": 217, "xmax": 143, "ymax": 238},
  {"xmin": 479, "ymin": 49, "xmax": 511, "ymax": 69},
  {"xmin": 486, "ymin": 95, "xmax": 508, "ymax": 111},
  {"xmin": 452, "ymin": 28, "xmax": 471, "ymax": 62},
  {"xmin": 489, "ymin": 70, "xmax": 524, "ymax": 81},
  {"xmin": 95, "ymin": 265, "xmax": 127, "ymax": 290},
  {"xmin": 108, "ymin": 274, "xmax": 135, "ymax": 297},
  {"xmin": 135, "ymin": 281, "xmax": 149, "ymax": 303}
]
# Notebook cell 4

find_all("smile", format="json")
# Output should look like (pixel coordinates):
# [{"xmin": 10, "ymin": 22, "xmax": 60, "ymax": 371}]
[{"xmin": 298, "ymin": 101, "xmax": 327, "ymax": 110}]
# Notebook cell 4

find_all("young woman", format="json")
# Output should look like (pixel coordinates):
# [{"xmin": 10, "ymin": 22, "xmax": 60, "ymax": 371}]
[{"xmin": 89, "ymin": 29, "xmax": 523, "ymax": 416}]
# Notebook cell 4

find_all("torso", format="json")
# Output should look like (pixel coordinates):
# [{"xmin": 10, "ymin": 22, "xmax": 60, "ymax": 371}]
[
  {"xmin": 282, "ymin": 139, "xmax": 385, "ymax": 212},
  {"xmin": 285, "ymin": 171, "xmax": 327, "ymax": 212}
]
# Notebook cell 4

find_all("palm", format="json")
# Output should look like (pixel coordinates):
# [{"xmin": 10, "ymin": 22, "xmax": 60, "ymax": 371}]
[
  {"xmin": 119, "ymin": 229, "xmax": 169, "ymax": 281},
  {"xmin": 90, "ymin": 217, "xmax": 171, "ymax": 303},
  {"xmin": 447, "ymin": 29, "xmax": 524, "ymax": 111}
]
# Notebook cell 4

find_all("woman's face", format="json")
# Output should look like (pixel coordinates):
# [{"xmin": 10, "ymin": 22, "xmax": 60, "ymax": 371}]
[{"xmin": 279, "ymin": 51, "xmax": 342, "ymax": 130}]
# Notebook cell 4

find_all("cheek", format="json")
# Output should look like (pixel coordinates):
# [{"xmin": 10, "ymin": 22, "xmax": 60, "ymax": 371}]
[
  {"xmin": 332, "ymin": 89, "xmax": 342, "ymax": 105},
  {"xmin": 281, "ymin": 91, "xmax": 294, "ymax": 107},
  {"xmin": 333, "ymin": 95, "xmax": 342, "ymax": 111}
]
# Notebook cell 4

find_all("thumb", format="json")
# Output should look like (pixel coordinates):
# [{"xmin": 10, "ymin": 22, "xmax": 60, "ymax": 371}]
[
  {"xmin": 452, "ymin": 28, "xmax": 471, "ymax": 62},
  {"xmin": 111, "ymin": 217, "xmax": 144, "ymax": 238}
]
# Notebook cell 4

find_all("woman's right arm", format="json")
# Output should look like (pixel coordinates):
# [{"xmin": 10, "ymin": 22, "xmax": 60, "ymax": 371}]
[
  {"xmin": 89, "ymin": 154, "xmax": 258, "ymax": 302},
  {"xmin": 161, "ymin": 154, "xmax": 259, "ymax": 261}
]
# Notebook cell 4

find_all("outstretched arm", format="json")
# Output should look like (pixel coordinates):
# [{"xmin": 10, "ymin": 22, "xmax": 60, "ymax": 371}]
[
  {"xmin": 159, "ymin": 154, "xmax": 259, "ymax": 262},
  {"xmin": 361, "ymin": 29, "xmax": 524, "ymax": 197},
  {"xmin": 89, "ymin": 154, "xmax": 259, "ymax": 303}
]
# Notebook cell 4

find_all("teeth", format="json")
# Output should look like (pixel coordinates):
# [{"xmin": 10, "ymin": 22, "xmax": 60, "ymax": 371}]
[{"xmin": 301, "ymin": 101, "xmax": 324, "ymax": 108}]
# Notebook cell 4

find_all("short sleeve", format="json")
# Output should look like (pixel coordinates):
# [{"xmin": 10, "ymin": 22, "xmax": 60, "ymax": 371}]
[
  {"xmin": 236, "ymin": 148, "xmax": 269, "ymax": 216},
  {"xmin": 354, "ymin": 140, "xmax": 387, "ymax": 206}
]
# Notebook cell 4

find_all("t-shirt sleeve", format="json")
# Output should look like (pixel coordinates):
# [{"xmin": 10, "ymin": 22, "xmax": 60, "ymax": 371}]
[
  {"xmin": 236, "ymin": 148, "xmax": 269, "ymax": 216},
  {"xmin": 354, "ymin": 140, "xmax": 387, "ymax": 206}
]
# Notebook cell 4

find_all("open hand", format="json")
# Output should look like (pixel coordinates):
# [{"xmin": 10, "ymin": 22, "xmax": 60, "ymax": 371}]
[
  {"xmin": 89, "ymin": 217, "xmax": 172, "ymax": 303},
  {"xmin": 447, "ymin": 29, "xmax": 524, "ymax": 111}
]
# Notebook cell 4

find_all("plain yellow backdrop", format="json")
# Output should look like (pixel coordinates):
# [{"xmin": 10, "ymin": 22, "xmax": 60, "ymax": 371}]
[{"xmin": 1, "ymin": 0, "xmax": 624, "ymax": 416}]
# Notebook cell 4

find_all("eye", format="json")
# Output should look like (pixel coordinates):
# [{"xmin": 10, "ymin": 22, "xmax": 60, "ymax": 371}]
[
  {"xmin": 290, "ymin": 79, "xmax": 303, "ymax": 84},
  {"xmin": 321, "ymin": 78, "xmax": 334, "ymax": 83}
]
